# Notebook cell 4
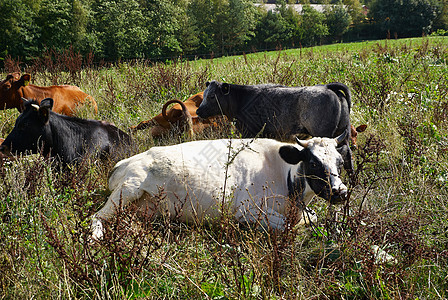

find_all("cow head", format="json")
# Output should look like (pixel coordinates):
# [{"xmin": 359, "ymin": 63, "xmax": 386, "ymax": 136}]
[
  {"xmin": 196, "ymin": 81, "xmax": 231, "ymax": 119},
  {"xmin": 279, "ymin": 131, "xmax": 348, "ymax": 205},
  {"xmin": 0, "ymin": 73, "xmax": 31, "ymax": 110},
  {"xmin": 0, "ymin": 98, "xmax": 54, "ymax": 157}
]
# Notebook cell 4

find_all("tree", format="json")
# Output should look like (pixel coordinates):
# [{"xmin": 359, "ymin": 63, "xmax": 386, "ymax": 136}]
[
  {"xmin": 141, "ymin": 0, "xmax": 184, "ymax": 58},
  {"xmin": 221, "ymin": 0, "xmax": 258, "ymax": 52},
  {"xmin": 36, "ymin": 0, "xmax": 73, "ymax": 51},
  {"xmin": 70, "ymin": 0, "xmax": 90, "ymax": 52},
  {"xmin": 252, "ymin": 1, "xmax": 300, "ymax": 50},
  {"xmin": 298, "ymin": 5, "xmax": 328, "ymax": 46},
  {"xmin": 189, "ymin": 0, "xmax": 257, "ymax": 55},
  {"xmin": 341, "ymin": 0, "xmax": 364, "ymax": 24},
  {"xmin": 91, "ymin": 0, "xmax": 149, "ymax": 59},
  {"xmin": 433, "ymin": 0, "xmax": 448, "ymax": 30},
  {"xmin": 369, "ymin": 0, "xmax": 439, "ymax": 38},
  {"xmin": 325, "ymin": 3, "xmax": 352, "ymax": 42},
  {"xmin": 0, "ymin": 0, "xmax": 39, "ymax": 59}
]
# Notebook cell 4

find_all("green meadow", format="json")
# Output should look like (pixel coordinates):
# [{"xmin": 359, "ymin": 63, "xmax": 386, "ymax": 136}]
[{"xmin": 1, "ymin": 36, "xmax": 447, "ymax": 299}]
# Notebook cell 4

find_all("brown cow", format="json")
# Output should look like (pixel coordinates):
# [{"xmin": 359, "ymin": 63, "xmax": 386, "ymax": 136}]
[
  {"xmin": 131, "ymin": 92, "xmax": 226, "ymax": 137},
  {"xmin": 0, "ymin": 73, "xmax": 97, "ymax": 116}
]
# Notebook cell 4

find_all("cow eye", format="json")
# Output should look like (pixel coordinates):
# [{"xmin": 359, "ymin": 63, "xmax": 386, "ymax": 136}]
[{"xmin": 309, "ymin": 161, "xmax": 318, "ymax": 169}]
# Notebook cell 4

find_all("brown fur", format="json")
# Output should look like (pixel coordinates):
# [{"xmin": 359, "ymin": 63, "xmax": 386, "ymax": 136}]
[
  {"xmin": 131, "ymin": 92, "xmax": 226, "ymax": 137},
  {"xmin": 350, "ymin": 124, "xmax": 367, "ymax": 148}
]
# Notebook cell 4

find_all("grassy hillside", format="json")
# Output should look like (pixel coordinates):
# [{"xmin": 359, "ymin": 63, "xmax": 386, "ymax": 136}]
[{"xmin": 1, "ymin": 37, "xmax": 447, "ymax": 299}]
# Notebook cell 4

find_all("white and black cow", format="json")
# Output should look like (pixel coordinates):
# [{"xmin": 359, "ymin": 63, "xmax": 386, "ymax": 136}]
[
  {"xmin": 195, "ymin": 81, "xmax": 353, "ymax": 172},
  {"xmin": 91, "ymin": 131, "xmax": 348, "ymax": 240},
  {"xmin": 0, "ymin": 98, "xmax": 132, "ymax": 164}
]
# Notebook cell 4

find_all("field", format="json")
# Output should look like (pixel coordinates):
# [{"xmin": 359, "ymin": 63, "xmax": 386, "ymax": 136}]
[{"xmin": 1, "ymin": 36, "xmax": 448, "ymax": 299}]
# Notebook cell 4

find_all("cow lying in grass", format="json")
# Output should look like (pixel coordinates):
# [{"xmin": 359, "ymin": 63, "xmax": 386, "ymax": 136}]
[
  {"xmin": 0, "ymin": 73, "xmax": 97, "ymax": 116},
  {"xmin": 131, "ymin": 92, "xmax": 226, "ymax": 137},
  {"xmin": 0, "ymin": 98, "xmax": 131, "ymax": 165},
  {"xmin": 91, "ymin": 131, "xmax": 348, "ymax": 240}
]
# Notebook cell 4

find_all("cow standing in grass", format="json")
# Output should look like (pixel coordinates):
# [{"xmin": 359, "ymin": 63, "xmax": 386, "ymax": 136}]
[
  {"xmin": 0, "ymin": 73, "xmax": 97, "ymax": 115},
  {"xmin": 91, "ymin": 132, "xmax": 348, "ymax": 240},
  {"xmin": 196, "ymin": 81, "xmax": 354, "ymax": 172},
  {"xmin": 0, "ymin": 98, "xmax": 131, "ymax": 165}
]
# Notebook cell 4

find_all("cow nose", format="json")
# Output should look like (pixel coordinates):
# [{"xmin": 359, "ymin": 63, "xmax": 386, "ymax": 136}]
[
  {"xmin": 333, "ymin": 187, "xmax": 347, "ymax": 198},
  {"xmin": 329, "ymin": 185, "xmax": 347, "ymax": 204}
]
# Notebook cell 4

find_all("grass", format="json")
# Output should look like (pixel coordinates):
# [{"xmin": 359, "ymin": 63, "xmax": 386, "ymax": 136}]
[{"xmin": 1, "ymin": 36, "xmax": 448, "ymax": 299}]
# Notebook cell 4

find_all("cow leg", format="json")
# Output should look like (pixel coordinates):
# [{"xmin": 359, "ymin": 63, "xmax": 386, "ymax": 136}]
[
  {"xmin": 236, "ymin": 206, "xmax": 286, "ymax": 230},
  {"xmin": 92, "ymin": 183, "xmax": 145, "ymax": 240}
]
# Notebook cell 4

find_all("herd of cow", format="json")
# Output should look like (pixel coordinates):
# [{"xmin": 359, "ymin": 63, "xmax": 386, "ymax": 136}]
[{"xmin": 0, "ymin": 73, "xmax": 367, "ymax": 239}]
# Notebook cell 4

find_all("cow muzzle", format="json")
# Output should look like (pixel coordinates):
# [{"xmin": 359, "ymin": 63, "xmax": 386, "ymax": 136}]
[{"xmin": 329, "ymin": 185, "xmax": 347, "ymax": 204}]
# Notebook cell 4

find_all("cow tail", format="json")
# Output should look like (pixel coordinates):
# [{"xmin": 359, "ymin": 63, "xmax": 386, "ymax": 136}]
[
  {"xmin": 162, "ymin": 99, "xmax": 194, "ymax": 137},
  {"xmin": 325, "ymin": 82, "xmax": 351, "ymax": 112}
]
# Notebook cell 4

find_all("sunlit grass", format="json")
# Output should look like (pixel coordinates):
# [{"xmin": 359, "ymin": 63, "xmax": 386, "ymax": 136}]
[{"xmin": 0, "ymin": 36, "xmax": 447, "ymax": 299}]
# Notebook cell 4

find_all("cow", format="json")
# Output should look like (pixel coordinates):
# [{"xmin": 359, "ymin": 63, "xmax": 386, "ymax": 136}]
[
  {"xmin": 130, "ymin": 92, "xmax": 226, "ymax": 137},
  {"xmin": 196, "ymin": 81, "xmax": 353, "ymax": 172},
  {"xmin": 0, "ymin": 73, "xmax": 97, "ymax": 116},
  {"xmin": 91, "ymin": 131, "xmax": 348, "ymax": 240},
  {"xmin": 0, "ymin": 98, "xmax": 131, "ymax": 165},
  {"xmin": 350, "ymin": 124, "xmax": 367, "ymax": 148}
]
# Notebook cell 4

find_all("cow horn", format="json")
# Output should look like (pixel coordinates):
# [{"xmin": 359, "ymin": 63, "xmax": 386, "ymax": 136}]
[
  {"xmin": 31, "ymin": 104, "xmax": 40, "ymax": 111},
  {"xmin": 335, "ymin": 130, "xmax": 348, "ymax": 145},
  {"xmin": 295, "ymin": 137, "xmax": 309, "ymax": 148}
]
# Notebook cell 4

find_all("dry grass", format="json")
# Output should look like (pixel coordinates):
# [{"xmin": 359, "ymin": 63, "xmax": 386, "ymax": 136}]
[{"xmin": 1, "ymin": 37, "xmax": 448, "ymax": 299}]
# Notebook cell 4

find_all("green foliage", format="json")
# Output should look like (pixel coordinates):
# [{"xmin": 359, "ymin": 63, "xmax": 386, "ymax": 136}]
[
  {"xmin": 369, "ymin": 0, "xmax": 439, "ymax": 38},
  {"xmin": 325, "ymin": 3, "xmax": 352, "ymax": 42},
  {"xmin": 1, "ymin": 0, "xmax": 448, "ymax": 62},
  {"xmin": 0, "ymin": 0, "xmax": 38, "ymax": 59},
  {"xmin": 35, "ymin": 0, "xmax": 73, "ymax": 51},
  {"xmin": 252, "ymin": 1, "xmax": 301, "ymax": 49},
  {"xmin": 433, "ymin": 0, "xmax": 448, "ymax": 30},
  {"xmin": 91, "ymin": 0, "xmax": 149, "ymax": 59},
  {"xmin": 143, "ymin": 0, "xmax": 184, "ymax": 57},
  {"xmin": 298, "ymin": 5, "xmax": 329, "ymax": 46},
  {"xmin": 189, "ymin": 0, "xmax": 257, "ymax": 55}
]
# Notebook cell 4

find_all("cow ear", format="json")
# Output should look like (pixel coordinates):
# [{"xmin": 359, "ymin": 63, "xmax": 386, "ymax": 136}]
[
  {"xmin": 221, "ymin": 83, "xmax": 230, "ymax": 95},
  {"xmin": 39, "ymin": 98, "xmax": 53, "ymax": 123},
  {"xmin": 206, "ymin": 81, "xmax": 210, "ymax": 87},
  {"xmin": 19, "ymin": 74, "xmax": 31, "ymax": 86},
  {"xmin": 279, "ymin": 145, "xmax": 305, "ymax": 165},
  {"xmin": 40, "ymin": 98, "xmax": 54, "ymax": 110},
  {"xmin": 356, "ymin": 124, "xmax": 367, "ymax": 133}
]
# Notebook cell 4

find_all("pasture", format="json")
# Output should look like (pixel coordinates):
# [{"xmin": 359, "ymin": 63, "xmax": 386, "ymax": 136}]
[{"xmin": 1, "ymin": 36, "xmax": 448, "ymax": 299}]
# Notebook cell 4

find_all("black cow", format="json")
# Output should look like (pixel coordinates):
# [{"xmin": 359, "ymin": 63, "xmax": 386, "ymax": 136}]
[
  {"xmin": 196, "ymin": 81, "xmax": 353, "ymax": 172},
  {"xmin": 0, "ymin": 98, "xmax": 132, "ymax": 164}
]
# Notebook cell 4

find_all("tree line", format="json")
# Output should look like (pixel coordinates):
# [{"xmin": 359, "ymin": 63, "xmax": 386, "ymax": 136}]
[{"xmin": 0, "ymin": 0, "xmax": 447, "ymax": 64}]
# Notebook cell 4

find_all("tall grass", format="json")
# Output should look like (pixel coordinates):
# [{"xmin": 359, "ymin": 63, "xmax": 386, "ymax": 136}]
[{"xmin": 1, "ymin": 37, "xmax": 447, "ymax": 299}]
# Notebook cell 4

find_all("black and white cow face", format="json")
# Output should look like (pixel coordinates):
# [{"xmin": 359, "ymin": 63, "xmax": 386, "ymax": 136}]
[
  {"xmin": 196, "ymin": 81, "xmax": 231, "ymax": 118},
  {"xmin": 0, "ymin": 98, "xmax": 53, "ymax": 156},
  {"xmin": 279, "ymin": 132, "xmax": 348, "ymax": 204}
]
